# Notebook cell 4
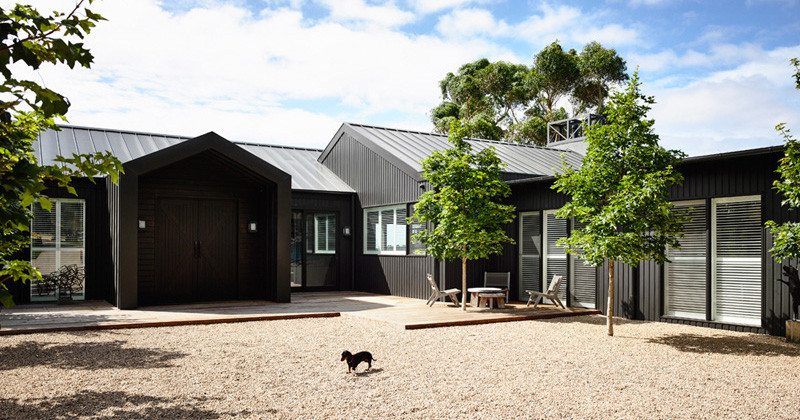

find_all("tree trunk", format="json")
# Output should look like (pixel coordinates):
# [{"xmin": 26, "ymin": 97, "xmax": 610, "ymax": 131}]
[
  {"xmin": 607, "ymin": 260, "xmax": 614, "ymax": 336},
  {"xmin": 461, "ymin": 256, "xmax": 467, "ymax": 311}
]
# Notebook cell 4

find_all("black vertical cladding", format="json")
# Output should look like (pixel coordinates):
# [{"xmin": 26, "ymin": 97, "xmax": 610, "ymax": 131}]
[
  {"xmin": 502, "ymin": 148, "xmax": 794, "ymax": 335},
  {"xmin": 6, "ymin": 178, "xmax": 112, "ymax": 305},
  {"xmin": 291, "ymin": 191, "xmax": 354, "ymax": 291},
  {"xmin": 321, "ymin": 131, "xmax": 434, "ymax": 300}
]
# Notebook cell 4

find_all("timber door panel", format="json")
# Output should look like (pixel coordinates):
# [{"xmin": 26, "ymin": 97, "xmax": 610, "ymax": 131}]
[
  {"xmin": 154, "ymin": 198, "xmax": 238, "ymax": 304},
  {"xmin": 156, "ymin": 198, "xmax": 197, "ymax": 303},
  {"xmin": 197, "ymin": 200, "xmax": 238, "ymax": 301}
]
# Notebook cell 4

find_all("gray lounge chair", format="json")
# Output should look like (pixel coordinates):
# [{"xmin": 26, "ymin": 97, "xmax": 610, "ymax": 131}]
[
  {"xmin": 425, "ymin": 273, "xmax": 461, "ymax": 307},
  {"xmin": 526, "ymin": 275, "xmax": 565, "ymax": 309}
]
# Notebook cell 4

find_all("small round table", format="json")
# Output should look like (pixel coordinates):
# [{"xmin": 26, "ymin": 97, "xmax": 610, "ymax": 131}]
[{"xmin": 467, "ymin": 287, "xmax": 503, "ymax": 307}]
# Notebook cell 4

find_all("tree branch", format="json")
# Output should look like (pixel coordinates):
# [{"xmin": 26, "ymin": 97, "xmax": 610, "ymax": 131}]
[{"xmin": 0, "ymin": 0, "xmax": 87, "ymax": 55}]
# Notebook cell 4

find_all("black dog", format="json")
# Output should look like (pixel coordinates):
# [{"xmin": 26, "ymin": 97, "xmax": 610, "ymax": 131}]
[{"xmin": 340, "ymin": 350, "xmax": 375, "ymax": 373}]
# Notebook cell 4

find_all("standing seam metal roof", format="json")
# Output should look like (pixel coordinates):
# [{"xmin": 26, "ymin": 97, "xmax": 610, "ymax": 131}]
[
  {"xmin": 33, "ymin": 125, "xmax": 354, "ymax": 193},
  {"xmin": 341, "ymin": 123, "xmax": 583, "ymax": 176}
]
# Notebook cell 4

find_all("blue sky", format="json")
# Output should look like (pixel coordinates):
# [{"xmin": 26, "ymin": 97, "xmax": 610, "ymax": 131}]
[{"xmin": 27, "ymin": 0, "xmax": 800, "ymax": 155}]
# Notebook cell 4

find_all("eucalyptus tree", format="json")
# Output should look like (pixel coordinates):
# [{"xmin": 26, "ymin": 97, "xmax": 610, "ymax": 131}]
[
  {"xmin": 0, "ymin": 1, "xmax": 123, "ymax": 314},
  {"xmin": 572, "ymin": 41, "xmax": 628, "ymax": 114},
  {"xmin": 432, "ymin": 59, "xmax": 530, "ymax": 141},
  {"xmin": 552, "ymin": 73, "xmax": 686, "ymax": 336},
  {"xmin": 411, "ymin": 120, "xmax": 516, "ymax": 311},
  {"xmin": 530, "ymin": 41, "xmax": 580, "ymax": 117}
]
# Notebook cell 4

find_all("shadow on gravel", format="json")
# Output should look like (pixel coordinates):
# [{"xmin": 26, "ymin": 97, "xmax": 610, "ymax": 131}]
[
  {"xmin": 354, "ymin": 367, "xmax": 384, "ymax": 377},
  {"xmin": 0, "ymin": 390, "xmax": 252, "ymax": 419},
  {"xmin": 538, "ymin": 315, "xmax": 643, "ymax": 327},
  {"xmin": 647, "ymin": 333, "xmax": 800, "ymax": 357},
  {"xmin": 0, "ymin": 340, "xmax": 187, "ymax": 371}
]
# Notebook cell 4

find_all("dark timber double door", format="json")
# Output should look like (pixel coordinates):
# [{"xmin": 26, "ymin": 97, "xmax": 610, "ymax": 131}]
[{"xmin": 155, "ymin": 198, "xmax": 238, "ymax": 304}]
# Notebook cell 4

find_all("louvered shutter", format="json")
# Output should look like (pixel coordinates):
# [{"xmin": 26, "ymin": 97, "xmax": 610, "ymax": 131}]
[
  {"xmin": 395, "ymin": 207, "xmax": 407, "ymax": 253},
  {"xmin": 664, "ymin": 201, "xmax": 707, "ymax": 319},
  {"xmin": 326, "ymin": 215, "xmax": 336, "ymax": 252},
  {"xmin": 30, "ymin": 199, "xmax": 85, "ymax": 301},
  {"xmin": 518, "ymin": 212, "xmax": 541, "ymax": 301},
  {"xmin": 366, "ymin": 210, "xmax": 378, "ymax": 252},
  {"xmin": 712, "ymin": 196, "xmax": 762, "ymax": 326},
  {"xmin": 570, "ymin": 219, "xmax": 596, "ymax": 309},
  {"xmin": 543, "ymin": 210, "xmax": 567, "ymax": 302}
]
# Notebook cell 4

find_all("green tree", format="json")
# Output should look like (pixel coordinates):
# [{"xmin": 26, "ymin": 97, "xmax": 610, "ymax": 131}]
[
  {"xmin": 1, "ymin": 1, "xmax": 123, "ymax": 314},
  {"xmin": 431, "ymin": 41, "xmax": 626, "ymax": 146},
  {"xmin": 765, "ymin": 59, "xmax": 800, "ymax": 315},
  {"xmin": 572, "ymin": 41, "xmax": 628, "ymax": 114},
  {"xmin": 552, "ymin": 72, "xmax": 686, "ymax": 335},
  {"xmin": 411, "ymin": 120, "xmax": 516, "ymax": 311},
  {"xmin": 531, "ymin": 41, "xmax": 580, "ymax": 117},
  {"xmin": 432, "ymin": 59, "xmax": 530, "ymax": 141}
]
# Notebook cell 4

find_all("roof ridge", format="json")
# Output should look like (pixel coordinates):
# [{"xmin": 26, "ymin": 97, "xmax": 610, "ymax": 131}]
[
  {"xmin": 234, "ymin": 141, "xmax": 323, "ymax": 152},
  {"xmin": 345, "ymin": 121, "xmax": 580, "ymax": 154},
  {"xmin": 54, "ymin": 124, "xmax": 190, "ymax": 139}
]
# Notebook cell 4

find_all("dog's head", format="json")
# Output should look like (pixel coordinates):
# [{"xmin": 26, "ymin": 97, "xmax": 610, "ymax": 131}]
[{"xmin": 341, "ymin": 350, "xmax": 352, "ymax": 361}]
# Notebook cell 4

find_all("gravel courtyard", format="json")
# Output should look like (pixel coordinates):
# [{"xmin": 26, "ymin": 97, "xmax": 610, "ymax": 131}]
[{"xmin": 1, "ymin": 315, "xmax": 799, "ymax": 419}]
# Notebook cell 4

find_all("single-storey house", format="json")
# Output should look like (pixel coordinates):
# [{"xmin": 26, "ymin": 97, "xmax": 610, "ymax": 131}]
[{"xmin": 11, "ymin": 121, "xmax": 797, "ymax": 336}]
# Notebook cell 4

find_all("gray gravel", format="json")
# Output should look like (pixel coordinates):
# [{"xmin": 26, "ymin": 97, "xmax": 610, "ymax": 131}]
[{"xmin": 1, "ymin": 315, "xmax": 799, "ymax": 419}]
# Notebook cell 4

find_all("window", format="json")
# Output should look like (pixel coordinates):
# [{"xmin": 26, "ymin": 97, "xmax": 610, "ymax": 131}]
[
  {"xmin": 664, "ymin": 200, "xmax": 707, "ymax": 320},
  {"xmin": 712, "ymin": 196, "xmax": 762, "ymax": 326},
  {"xmin": 30, "ymin": 198, "xmax": 86, "ymax": 301},
  {"xmin": 314, "ymin": 213, "xmax": 336, "ymax": 254},
  {"xmin": 663, "ymin": 196, "xmax": 763, "ymax": 327},
  {"xmin": 364, "ymin": 205, "xmax": 407, "ymax": 255}
]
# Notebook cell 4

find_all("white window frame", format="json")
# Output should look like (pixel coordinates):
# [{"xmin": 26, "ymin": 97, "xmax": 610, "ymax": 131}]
[
  {"xmin": 30, "ymin": 198, "xmax": 86, "ymax": 302},
  {"xmin": 711, "ymin": 195, "xmax": 762, "ymax": 326},
  {"xmin": 313, "ymin": 213, "xmax": 336, "ymax": 255},
  {"xmin": 663, "ymin": 199, "xmax": 707, "ymax": 320},
  {"xmin": 363, "ymin": 204, "xmax": 407, "ymax": 255},
  {"xmin": 542, "ymin": 209, "xmax": 567, "ymax": 294}
]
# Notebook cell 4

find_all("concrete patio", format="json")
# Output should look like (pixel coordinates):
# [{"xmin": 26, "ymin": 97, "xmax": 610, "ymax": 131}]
[{"xmin": 0, "ymin": 292, "xmax": 600, "ymax": 335}]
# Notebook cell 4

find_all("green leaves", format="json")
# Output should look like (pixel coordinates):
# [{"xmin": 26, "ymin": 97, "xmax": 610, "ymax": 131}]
[
  {"xmin": 431, "ymin": 41, "xmax": 628, "ymax": 146},
  {"xmin": 1, "ymin": 1, "xmax": 120, "ymax": 313},
  {"xmin": 552, "ymin": 72, "xmax": 686, "ymax": 267},
  {"xmin": 411, "ymin": 119, "xmax": 516, "ymax": 263},
  {"xmin": 766, "ymin": 58, "xmax": 800, "ymax": 263}
]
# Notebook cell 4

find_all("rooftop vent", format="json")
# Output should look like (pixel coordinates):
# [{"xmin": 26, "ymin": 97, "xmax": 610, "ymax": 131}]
[{"xmin": 546, "ymin": 114, "xmax": 604, "ymax": 145}]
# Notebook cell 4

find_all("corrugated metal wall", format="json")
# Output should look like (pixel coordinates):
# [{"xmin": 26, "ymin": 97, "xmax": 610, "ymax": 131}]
[
  {"xmin": 106, "ymin": 176, "xmax": 121, "ymax": 306},
  {"xmin": 321, "ymin": 132, "xmax": 420, "ymax": 207},
  {"xmin": 502, "ymin": 150, "xmax": 794, "ymax": 335}
]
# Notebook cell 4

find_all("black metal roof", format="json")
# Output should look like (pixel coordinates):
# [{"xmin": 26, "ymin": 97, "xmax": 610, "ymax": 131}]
[
  {"xmin": 33, "ymin": 125, "xmax": 354, "ymax": 193},
  {"xmin": 319, "ymin": 122, "xmax": 584, "ymax": 178}
]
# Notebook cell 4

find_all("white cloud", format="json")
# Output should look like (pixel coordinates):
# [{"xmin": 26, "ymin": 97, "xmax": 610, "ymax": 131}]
[
  {"xmin": 408, "ymin": 0, "xmax": 481, "ymax": 14},
  {"xmin": 435, "ymin": 8, "xmax": 510, "ymax": 39},
  {"xmin": 573, "ymin": 24, "xmax": 639, "ymax": 46},
  {"xmin": 315, "ymin": 0, "xmax": 414, "ymax": 27},
  {"xmin": 648, "ymin": 45, "xmax": 800, "ymax": 156},
  {"xmin": 25, "ymin": 0, "xmax": 517, "ymax": 148},
  {"xmin": 511, "ymin": 4, "xmax": 639, "ymax": 48}
]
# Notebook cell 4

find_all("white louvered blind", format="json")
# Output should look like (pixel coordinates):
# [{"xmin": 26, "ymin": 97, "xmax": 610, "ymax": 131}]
[
  {"xmin": 712, "ymin": 196, "xmax": 762, "ymax": 326},
  {"xmin": 518, "ymin": 212, "xmax": 541, "ymax": 301},
  {"xmin": 570, "ymin": 219, "xmax": 596, "ymax": 309},
  {"xmin": 664, "ymin": 201, "xmax": 707, "ymax": 319},
  {"xmin": 544, "ymin": 210, "xmax": 567, "ymax": 302},
  {"xmin": 30, "ymin": 199, "xmax": 86, "ymax": 301},
  {"xmin": 314, "ymin": 213, "xmax": 336, "ymax": 254}
]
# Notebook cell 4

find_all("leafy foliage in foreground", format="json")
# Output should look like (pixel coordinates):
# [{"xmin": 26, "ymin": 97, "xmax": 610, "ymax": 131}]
[
  {"xmin": 1, "ymin": 1, "xmax": 123, "ymax": 313},
  {"xmin": 411, "ymin": 120, "xmax": 516, "ymax": 309},
  {"xmin": 552, "ymin": 72, "xmax": 685, "ymax": 335}
]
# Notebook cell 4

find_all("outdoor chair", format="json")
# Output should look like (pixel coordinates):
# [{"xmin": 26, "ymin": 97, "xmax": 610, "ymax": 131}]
[
  {"xmin": 425, "ymin": 273, "xmax": 461, "ymax": 307},
  {"xmin": 483, "ymin": 272, "xmax": 511, "ymax": 302},
  {"xmin": 526, "ymin": 275, "xmax": 566, "ymax": 309}
]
